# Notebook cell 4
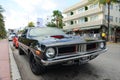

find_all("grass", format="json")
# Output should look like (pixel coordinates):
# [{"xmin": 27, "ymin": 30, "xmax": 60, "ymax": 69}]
[
  {"xmin": 0, "ymin": 37, "xmax": 5, "ymax": 41},
  {"xmin": 0, "ymin": 38, "xmax": 2, "ymax": 40}
]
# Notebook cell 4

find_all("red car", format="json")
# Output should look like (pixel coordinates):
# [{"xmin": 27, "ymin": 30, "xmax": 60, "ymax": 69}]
[{"xmin": 13, "ymin": 35, "xmax": 19, "ymax": 49}]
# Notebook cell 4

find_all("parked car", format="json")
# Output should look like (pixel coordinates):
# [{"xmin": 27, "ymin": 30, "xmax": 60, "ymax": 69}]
[
  {"xmin": 18, "ymin": 27, "xmax": 107, "ymax": 75},
  {"xmin": 8, "ymin": 33, "xmax": 16, "ymax": 41}
]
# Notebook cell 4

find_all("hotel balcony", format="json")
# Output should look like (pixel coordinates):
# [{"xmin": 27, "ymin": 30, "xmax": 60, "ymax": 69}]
[
  {"xmin": 63, "ymin": 7, "xmax": 104, "ymax": 22},
  {"xmin": 63, "ymin": 0, "xmax": 88, "ymax": 13},
  {"xmin": 63, "ymin": 19, "xmax": 104, "ymax": 30}
]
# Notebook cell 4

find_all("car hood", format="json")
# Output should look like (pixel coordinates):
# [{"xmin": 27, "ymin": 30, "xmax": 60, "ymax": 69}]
[{"xmin": 31, "ymin": 35, "xmax": 86, "ymax": 47}]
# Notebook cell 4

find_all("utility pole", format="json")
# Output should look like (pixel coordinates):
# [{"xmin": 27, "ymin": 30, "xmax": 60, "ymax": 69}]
[{"xmin": 106, "ymin": 0, "xmax": 111, "ymax": 41}]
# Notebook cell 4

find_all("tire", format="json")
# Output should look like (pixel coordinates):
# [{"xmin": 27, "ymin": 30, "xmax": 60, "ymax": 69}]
[
  {"xmin": 15, "ymin": 44, "xmax": 18, "ymax": 49},
  {"xmin": 29, "ymin": 53, "xmax": 46, "ymax": 75},
  {"xmin": 15, "ymin": 46, "xmax": 18, "ymax": 49},
  {"xmin": 18, "ymin": 47, "xmax": 24, "ymax": 55}
]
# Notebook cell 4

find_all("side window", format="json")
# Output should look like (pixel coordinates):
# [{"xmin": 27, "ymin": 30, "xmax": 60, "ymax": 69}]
[{"xmin": 21, "ymin": 29, "xmax": 28, "ymax": 38}]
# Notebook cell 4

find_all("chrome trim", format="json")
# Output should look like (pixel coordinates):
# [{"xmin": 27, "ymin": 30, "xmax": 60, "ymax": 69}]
[{"xmin": 41, "ymin": 48, "xmax": 107, "ymax": 66}]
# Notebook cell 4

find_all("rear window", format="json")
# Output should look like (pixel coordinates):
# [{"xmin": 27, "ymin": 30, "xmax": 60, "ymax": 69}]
[{"xmin": 9, "ymin": 33, "xmax": 16, "ymax": 36}]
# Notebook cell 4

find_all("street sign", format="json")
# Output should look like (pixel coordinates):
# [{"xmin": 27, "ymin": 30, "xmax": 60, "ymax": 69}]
[{"xmin": 37, "ymin": 18, "xmax": 43, "ymax": 27}]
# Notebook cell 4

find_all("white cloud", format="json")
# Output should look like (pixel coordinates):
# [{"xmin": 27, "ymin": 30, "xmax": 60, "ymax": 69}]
[
  {"xmin": 12, "ymin": 0, "xmax": 42, "ymax": 12},
  {"xmin": 3, "ymin": 0, "xmax": 58, "ymax": 30},
  {"xmin": 5, "ymin": 10, "xmax": 29, "ymax": 29},
  {"xmin": 2, "ymin": 0, "xmax": 80, "ymax": 30},
  {"xmin": 41, "ymin": 0, "xmax": 57, "ymax": 10},
  {"xmin": 12, "ymin": 0, "xmax": 57, "ymax": 13}
]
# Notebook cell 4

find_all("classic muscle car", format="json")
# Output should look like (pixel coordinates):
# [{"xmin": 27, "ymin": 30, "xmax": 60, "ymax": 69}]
[{"xmin": 18, "ymin": 27, "xmax": 107, "ymax": 75}]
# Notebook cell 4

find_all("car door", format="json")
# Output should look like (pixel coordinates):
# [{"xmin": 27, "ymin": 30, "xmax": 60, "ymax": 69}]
[{"xmin": 19, "ymin": 29, "xmax": 30, "ymax": 54}]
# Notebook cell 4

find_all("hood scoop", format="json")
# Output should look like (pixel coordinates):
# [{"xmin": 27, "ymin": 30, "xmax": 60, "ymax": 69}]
[{"xmin": 50, "ymin": 35, "xmax": 64, "ymax": 39}]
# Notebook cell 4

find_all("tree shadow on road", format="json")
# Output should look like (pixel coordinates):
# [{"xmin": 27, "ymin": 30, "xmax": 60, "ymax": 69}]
[{"xmin": 41, "ymin": 63, "xmax": 100, "ymax": 80}]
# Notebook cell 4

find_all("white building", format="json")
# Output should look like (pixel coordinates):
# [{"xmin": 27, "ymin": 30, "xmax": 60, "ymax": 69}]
[{"xmin": 63, "ymin": 0, "xmax": 120, "ymax": 39}]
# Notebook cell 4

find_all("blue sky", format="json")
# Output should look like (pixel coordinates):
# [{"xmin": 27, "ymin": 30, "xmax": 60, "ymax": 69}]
[{"xmin": 0, "ymin": 0, "xmax": 80, "ymax": 30}]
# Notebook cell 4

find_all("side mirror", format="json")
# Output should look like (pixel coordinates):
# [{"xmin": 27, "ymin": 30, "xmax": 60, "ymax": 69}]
[{"xmin": 21, "ymin": 34, "xmax": 26, "ymax": 38}]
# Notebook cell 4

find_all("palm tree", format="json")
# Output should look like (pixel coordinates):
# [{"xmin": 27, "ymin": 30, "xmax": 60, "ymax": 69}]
[
  {"xmin": 0, "ymin": 5, "xmax": 4, "ymax": 23},
  {"xmin": 0, "ymin": 12, "xmax": 4, "ymax": 27},
  {"xmin": 28, "ymin": 21, "xmax": 35, "ymax": 27},
  {"xmin": 89, "ymin": 0, "xmax": 118, "ymax": 41},
  {"xmin": 0, "ymin": 5, "xmax": 6, "ymax": 38},
  {"xmin": 52, "ymin": 10, "xmax": 63, "ymax": 28}
]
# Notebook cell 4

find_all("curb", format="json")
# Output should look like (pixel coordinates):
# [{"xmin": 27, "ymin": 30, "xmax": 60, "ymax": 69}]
[
  {"xmin": 107, "ymin": 42, "xmax": 120, "ymax": 44},
  {"xmin": 9, "ymin": 44, "xmax": 22, "ymax": 80}
]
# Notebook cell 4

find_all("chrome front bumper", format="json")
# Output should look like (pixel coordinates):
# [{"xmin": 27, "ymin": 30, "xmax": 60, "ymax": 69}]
[{"xmin": 40, "ymin": 48, "xmax": 107, "ymax": 66}]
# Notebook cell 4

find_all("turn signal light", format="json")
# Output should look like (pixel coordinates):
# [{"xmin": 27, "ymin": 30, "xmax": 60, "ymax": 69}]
[{"xmin": 35, "ymin": 50, "xmax": 41, "ymax": 55}]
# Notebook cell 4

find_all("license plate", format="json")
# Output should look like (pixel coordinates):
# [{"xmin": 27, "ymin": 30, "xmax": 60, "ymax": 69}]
[
  {"xmin": 80, "ymin": 56, "xmax": 90, "ymax": 62},
  {"xmin": 81, "ymin": 56, "xmax": 89, "ymax": 60}
]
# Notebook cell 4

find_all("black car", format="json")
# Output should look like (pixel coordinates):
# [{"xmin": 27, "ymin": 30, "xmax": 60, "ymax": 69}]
[{"xmin": 18, "ymin": 27, "xmax": 107, "ymax": 75}]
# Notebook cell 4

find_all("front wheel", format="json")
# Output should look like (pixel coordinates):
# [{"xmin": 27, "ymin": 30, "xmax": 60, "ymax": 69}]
[
  {"xmin": 29, "ymin": 53, "xmax": 46, "ymax": 75},
  {"xmin": 18, "ymin": 47, "xmax": 24, "ymax": 55}
]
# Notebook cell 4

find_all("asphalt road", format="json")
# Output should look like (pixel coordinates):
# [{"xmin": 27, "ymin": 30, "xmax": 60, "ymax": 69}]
[{"xmin": 10, "ymin": 42, "xmax": 120, "ymax": 80}]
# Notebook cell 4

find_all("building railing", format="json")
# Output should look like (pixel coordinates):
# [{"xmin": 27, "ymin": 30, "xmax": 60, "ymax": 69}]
[
  {"xmin": 63, "ymin": 7, "xmax": 104, "ymax": 22},
  {"xmin": 63, "ymin": 19, "xmax": 104, "ymax": 30}
]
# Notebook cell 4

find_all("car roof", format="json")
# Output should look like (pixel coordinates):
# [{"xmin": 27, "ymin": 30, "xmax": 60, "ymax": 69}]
[{"xmin": 26, "ymin": 27, "xmax": 61, "ymax": 30}]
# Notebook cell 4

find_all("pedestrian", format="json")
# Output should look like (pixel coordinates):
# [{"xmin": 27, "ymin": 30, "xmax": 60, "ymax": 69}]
[{"xmin": 101, "ymin": 32, "xmax": 106, "ymax": 40}]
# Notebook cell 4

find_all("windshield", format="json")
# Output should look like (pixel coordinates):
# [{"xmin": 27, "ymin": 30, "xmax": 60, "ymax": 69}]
[{"xmin": 29, "ymin": 27, "xmax": 66, "ymax": 37}]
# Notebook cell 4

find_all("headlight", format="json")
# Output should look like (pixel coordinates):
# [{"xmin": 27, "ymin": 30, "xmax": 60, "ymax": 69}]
[
  {"xmin": 46, "ymin": 48, "xmax": 56, "ymax": 58},
  {"xmin": 100, "ymin": 42, "xmax": 104, "ymax": 49}
]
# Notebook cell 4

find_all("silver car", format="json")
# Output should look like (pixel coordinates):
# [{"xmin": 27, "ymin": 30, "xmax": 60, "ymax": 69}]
[{"xmin": 8, "ymin": 33, "xmax": 16, "ymax": 41}]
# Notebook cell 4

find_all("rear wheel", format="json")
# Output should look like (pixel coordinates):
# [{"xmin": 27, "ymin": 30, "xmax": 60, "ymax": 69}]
[
  {"xmin": 15, "ymin": 43, "xmax": 18, "ymax": 49},
  {"xmin": 18, "ymin": 47, "xmax": 24, "ymax": 55},
  {"xmin": 15, "ymin": 46, "xmax": 18, "ymax": 49},
  {"xmin": 29, "ymin": 53, "xmax": 46, "ymax": 75}
]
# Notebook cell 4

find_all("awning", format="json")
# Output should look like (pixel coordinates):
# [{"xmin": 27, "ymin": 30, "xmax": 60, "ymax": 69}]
[{"xmin": 80, "ymin": 25, "xmax": 101, "ymax": 30}]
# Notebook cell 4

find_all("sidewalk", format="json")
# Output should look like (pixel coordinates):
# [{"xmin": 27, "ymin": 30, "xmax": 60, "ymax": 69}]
[
  {"xmin": 0, "ymin": 39, "xmax": 11, "ymax": 80},
  {"xmin": 0, "ymin": 39, "xmax": 21, "ymax": 80}
]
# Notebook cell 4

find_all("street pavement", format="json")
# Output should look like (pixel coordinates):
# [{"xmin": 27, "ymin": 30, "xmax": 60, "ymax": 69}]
[
  {"xmin": 1, "ymin": 39, "xmax": 120, "ymax": 80},
  {"xmin": 10, "ymin": 42, "xmax": 120, "ymax": 80}
]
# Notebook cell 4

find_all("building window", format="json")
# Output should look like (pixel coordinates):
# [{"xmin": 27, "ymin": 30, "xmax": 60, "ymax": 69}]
[
  {"xmin": 85, "ymin": 6, "xmax": 88, "ymax": 10},
  {"xmin": 105, "ymin": 15, "xmax": 113, "ymax": 22},
  {"xmin": 116, "ymin": 17, "xmax": 118, "ymax": 22},
  {"xmin": 119, "ymin": 5, "xmax": 120, "ymax": 11},
  {"xmin": 67, "ymin": 13, "xmax": 70, "ymax": 17},
  {"xmin": 70, "ymin": 21, "xmax": 74, "ymax": 25},
  {"xmin": 105, "ymin": 4, "xmax": 113, "ymax": 10},
  {"xmin": 110, "ymin": 4, "xmax": 113, "ymax": 9},
  {"xmin": 90, "ymin": 15, "xmax": 98, "ymax": 21},
  {"xmin": 74, "ymin": 20, "xmax": 77, "ymax": 24},
  {"xmin": 89, "ymin": 3, "xmax": 98, "ymax": 9},
  {"xmin": 79, "ymin": 18, "xmax": 85, "ymax": 23},
  {"xmin": 116, "ymin": 6, "xmax": 118, "ymax": 11},
  {"xmin": 85, "ymin": 17, "xmax": 88, "ymax": 22},
  {"xmin": 70, "ymin": 12, "xmax": 74, "ymax": 15},
  {"xmin": 94, "ymin": 3, "xmax": 98, "ymax": 8},
  {"xmin": 110, "ymin": 16, "xmax": 113, "ymax": 22},
  {"xmin": 78, "ymin": 7, "xmax": 85, "ymax": 13},
  {"xmin": 119, "ymin": 18, "xmax": 120, "ymax": 23}
]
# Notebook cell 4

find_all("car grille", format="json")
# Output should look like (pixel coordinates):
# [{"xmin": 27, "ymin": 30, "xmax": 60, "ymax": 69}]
[
  {"xmin": 57, "ymin": 43, "xmax": 98, "ymax": 55},
  {"xmin": 86, "ymin": 43, "xmax": 98, "ymax": 51},
  {"xmin": 58, "ymin": 45, "xmax": 76, "ymax": 54}
]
